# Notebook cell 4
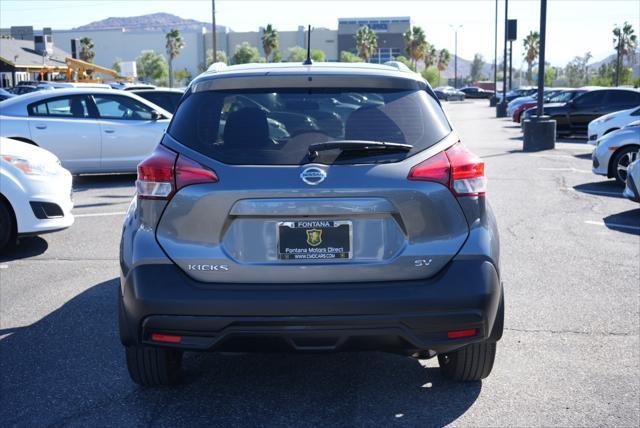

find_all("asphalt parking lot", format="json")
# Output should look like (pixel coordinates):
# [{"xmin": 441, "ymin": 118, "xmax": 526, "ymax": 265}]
[{"xmin": 1, "ymin": 99, "xmax": 638, "ymax": 427}]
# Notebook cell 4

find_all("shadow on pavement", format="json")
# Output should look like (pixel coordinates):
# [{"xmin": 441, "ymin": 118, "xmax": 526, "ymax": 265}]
[
  {"xmin": 0, "ymin": 236, "xmax": 48, "ymax": 262},
  {"xmin": 603, "ymin": 208, "xmax": 640, "ymax": 236},
  {"xmin": 574, "ymin": 181, "xmax": 624, "ymax": 199},
  {"xmin": 573, "ymin": 152, "xmax": 592, "ymax": 160},
  {"xmin": 0, "ymin": 278, "xmax": 482, "ymax": 426},
  {"xmin": 73, "ymin": 174, "xmax": 136, "ymax": 192}
]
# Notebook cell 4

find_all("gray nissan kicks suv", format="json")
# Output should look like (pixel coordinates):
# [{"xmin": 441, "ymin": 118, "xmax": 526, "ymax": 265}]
[{"xmin": 119, "ymin": 62, "xmax": 503, "ymax": 386}]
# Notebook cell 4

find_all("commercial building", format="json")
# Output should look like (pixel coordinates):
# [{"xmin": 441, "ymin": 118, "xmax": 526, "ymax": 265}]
[
  {"xmin": 0, "ymin": 17, "xmax": 410, "ymax": 84},
  {"xmin": 0, "ymin": 27, "xmax": 70, "ymax": 87}
]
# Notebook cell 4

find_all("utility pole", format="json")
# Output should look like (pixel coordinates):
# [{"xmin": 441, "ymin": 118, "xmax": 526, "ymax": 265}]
[
  {"xmin": 449, "ymin": 24, "xmax": 462, "ymax": 88},
  {"xmin": 211, "ymin": 0, "xmax": 217, "ymax": 62},
  {"xmin": 496, "ymin": 0, "xmax": 509, "ymax": 117},
  {"xmin": 490, "ymin": 0, "xmax": 498, "ymax": 106},
  {"xmin": 508, "ymin": 40, "xmax": 513, "ymax": 90}
]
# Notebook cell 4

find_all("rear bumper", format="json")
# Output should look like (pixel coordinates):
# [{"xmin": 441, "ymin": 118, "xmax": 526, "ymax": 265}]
[{"xmin": 119, "ymin": 258, "xmax": 502, "ymax": 355}]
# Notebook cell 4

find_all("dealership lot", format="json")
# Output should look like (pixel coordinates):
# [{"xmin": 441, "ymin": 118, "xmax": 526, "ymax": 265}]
[{"xmin": 1, "ymin": 100, "xmax": 638, "ymax": 426}]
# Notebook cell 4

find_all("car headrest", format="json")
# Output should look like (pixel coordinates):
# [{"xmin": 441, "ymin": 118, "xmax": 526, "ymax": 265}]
[
  {"xmin": 344, "ymin": 106, "xmax": 405, "ymax": 144},
  {"xmin": 223, "ymin": 107, "xmax": 271, "ymax": 148}
]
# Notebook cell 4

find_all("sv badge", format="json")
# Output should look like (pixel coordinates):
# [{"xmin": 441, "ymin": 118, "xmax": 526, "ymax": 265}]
[{"xmin": 414, "ymin": 259, "xmax": 433, "ymax": 267}]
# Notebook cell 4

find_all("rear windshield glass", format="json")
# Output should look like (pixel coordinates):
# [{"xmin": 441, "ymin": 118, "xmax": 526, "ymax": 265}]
[{"xmin": 168, "ymin": 88, "xmax": 451, "ymax": 165}]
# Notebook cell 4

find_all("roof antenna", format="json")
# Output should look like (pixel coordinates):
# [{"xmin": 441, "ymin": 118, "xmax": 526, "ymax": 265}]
[{"xmin": 303, "ymin": 25, "xmax": 312, "ymax": 65}]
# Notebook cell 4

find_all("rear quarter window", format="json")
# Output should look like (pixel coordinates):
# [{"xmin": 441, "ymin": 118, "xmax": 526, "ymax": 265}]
[{"xmin": 168, "ymin": 88, "xmax": 451, "ymax": 165}]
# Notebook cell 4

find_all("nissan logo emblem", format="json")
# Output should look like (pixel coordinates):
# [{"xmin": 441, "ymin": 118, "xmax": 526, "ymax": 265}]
[{"xmin": 300, "ymin": 167, "xmax": 327, "ymax": 185}]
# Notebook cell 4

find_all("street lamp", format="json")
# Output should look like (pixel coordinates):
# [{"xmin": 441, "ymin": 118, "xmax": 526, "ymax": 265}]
[
  {"xmin": 449, "ymin": 24, "xmax": 463, "ymax": 88},
  {"xmin": 211, "ymin": 0, "xmax": 217, "ymax": 61},
  {"xmin": 490, "ymin": 0, "xmax": 499, "ymax": 107}
]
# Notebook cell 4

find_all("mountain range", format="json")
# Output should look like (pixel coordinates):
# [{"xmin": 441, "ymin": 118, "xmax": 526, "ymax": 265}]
[{"xmin": 73, "ymin": 12, "xmax": 221, "ymax": 32}]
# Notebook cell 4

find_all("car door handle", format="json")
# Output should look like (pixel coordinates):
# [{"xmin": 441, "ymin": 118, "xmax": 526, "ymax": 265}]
[
  {"xmin": 35, "ymin": 124, "xmax": 47, "ymax": 130},
  {"xmin": 104, "ymin": 129, "xmax": 115, "ymax": 134}
]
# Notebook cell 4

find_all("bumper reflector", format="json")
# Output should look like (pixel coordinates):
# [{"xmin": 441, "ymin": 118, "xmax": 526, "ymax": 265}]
[
  {"xmin": 151, "ymin": 333, "xmax": 183, "ymax": 343},
  {"xmin": 447, "ymin": 328, "xmax": 477, "ymax": 339}
]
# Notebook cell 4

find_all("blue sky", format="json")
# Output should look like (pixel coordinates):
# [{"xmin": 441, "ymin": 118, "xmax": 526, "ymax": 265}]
[{"xmin": 1, "ymin": 0, "xmax": 638, "ymax": 66}]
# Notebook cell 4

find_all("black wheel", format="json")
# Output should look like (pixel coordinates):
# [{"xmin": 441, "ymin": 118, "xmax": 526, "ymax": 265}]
[
  {"xmin": 610, "ymin": 146, "xmax": 639, "ymax": 185},
  {"xmin": 438, "ymin": 341, "xmax": 496, "ymax": 381},
  {"xmin": 0, "ymin": 198, "xmax": 16, "ymax": 253},
  {"xmin": 125, "ymin": 345, "xmax": 183, "ymax": 386}
]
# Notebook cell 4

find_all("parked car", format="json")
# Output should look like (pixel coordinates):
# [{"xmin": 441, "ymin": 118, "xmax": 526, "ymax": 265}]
[
  {"xmin": 107, "ymin": 82, "xmax": 156, "ymax": 91},
  {"xmin": 459, "ymin": 86, "xmax": 494, "ymax": 99},
  {"xmin": 514, "ymin": 89, "xmax": 588, "ymax": 123},
  {"xmin": 8, "ymin": 85, "xmax": 39, "ymax": 96},
  {"xmin": 0, "ymin": 88, "xmax": 171, "ymax": 174},
  {"xmin": 495, "ymin": 86, "xmax": 536, "ymax": 103},
  {"xmin": 623, "ymin": 151, "xmax": 640, "ymax": 202},
  {"xmin": 36, "ymin": 82, "xmax": 112, "ymax": 90},
  {"xmin": 130, "ymin": 88, "xmax": 184, "ymax": 113},
  {"xmin": 0, "ymin": 137, "xmax": 74, "ymax": 252},
  {"xmin": 537, "ymin": 88, "xmax": 640, "ymax": 137},
  {"xmin": 592, "ymin": 120, "xmax": 640, "ymax": 184},
  {"xmin": 587, "ymin": 105, "xmax": 640, "ymax": 144},
  {"xmin": 0, "ymin": 88, "xmax": 15, "ymax": 101},
  {"xmin": 434, "ymin": 86, "xmax": 465, "ymax": 101},
  {"xmin": 119, "ymin": 62, "xmax": 503, "ymax": 386}
]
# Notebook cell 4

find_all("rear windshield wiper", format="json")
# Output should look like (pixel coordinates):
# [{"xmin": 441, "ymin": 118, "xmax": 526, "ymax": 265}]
[{"xmin": 308, "ymin": 140, "xmax": 413, "ymax": 161}]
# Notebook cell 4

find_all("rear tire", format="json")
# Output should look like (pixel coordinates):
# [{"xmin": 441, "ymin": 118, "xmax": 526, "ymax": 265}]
[
  {"xmin": 610, "ymin": 146, "xmax": 639, "ymax": 185},
  {"xmin": 438, "ymin": 341, "xmax": 496, "ymax": 381},
  {"xmin": 0, "ymin": 199, "xmax": 16, "ymax": 253},
  {"xmin": 125, "ymin": 345, "xmax": 183, "ymax": 386}
]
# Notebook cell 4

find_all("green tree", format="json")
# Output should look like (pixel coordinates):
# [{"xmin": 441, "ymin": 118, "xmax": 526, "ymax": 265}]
[
  {"xmin": 165, "ymin": 28, "xmax": 185, "ymax": 88},
  {"xmin": 565, "ymin": 52, "xmax": 592, "ymax": 87},
  {"xmin": 286, "ymin": 46, "xmax": 307, "ymax": 62},
  {"xmin": 340, "ymin": 51, "xmax": 364, "ymax": 63},
  {"xmin": 112, "ymin": 57, "xmax": 122, "ymax": 73},
  {"xmin": 544, "ymin": 65, "xmax": 556, "ymax": 86},
  {"xmin": 613, "ymin": 22, "xmax": 637, "ymax": 86},
  {"xmin": 424, "ymin": 44, "xmax": 437, "ymax": 68},
  {"xmin": 271, "ymin": 49, "xmax": 282, "ymax": 63},
  {"xmin": 421, "ymin": 66, "xmax": 442, "ymax": 87},
  {"xmin": 202, "ymin": 49, "xmax": 227, "ymax": 70},
  {"xmin": 311, "ymin": 49, "xmax": 326, "ymax": 62},
  {"xmin": 394, "ymin": 55, "xmax": 413, "ymax": 69},
  {"xmin": 436, "ymin": 49, "xmax": 450, "ymax": 84},
  {"xmin": 79, "ymin": 37, "xmax": 95, "ymax": 63},
  {"xmin": 470, "ymin": 53, "xmax": 485, "ymax": 83},
  {"xmin": 403, "ymin": 26, "xmax": 428, "ymax": 71},
  {"xmin": 354, "ymin": 26, "xmax": 378, "ymax": 62},
  {"xmin": 261, "ymin": 24, "xmax": 279, "ymax": 62},
  {"xmin": 136, "ymin": 50, "xmax": 169, "ymax": 85},
  {"xmin": 232, "ymin": 42, "xmax": 262, "ymax": 64},
  {"xmin": 174, "ymin": 68, "xmax": 192, "ymax": 86},
  {"xmin": 523, "ymin": 31, "xmax": 540, "ymax": 84}
]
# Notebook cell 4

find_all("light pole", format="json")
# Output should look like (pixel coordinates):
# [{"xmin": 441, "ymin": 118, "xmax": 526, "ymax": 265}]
[
  {"xmin": 211, "ymin": 0, "xmax": 217, "ymax": 62},
  {"xmin": 449, "ymin": 24, "xmax": 463, "ymax": 88},
  {"xmin": 490, "ymin": 0, "xmax": 499, "ymax": 106},
  {"xmin": 496, "ymin": 0, "xmax": 509, "ymax": 117}
]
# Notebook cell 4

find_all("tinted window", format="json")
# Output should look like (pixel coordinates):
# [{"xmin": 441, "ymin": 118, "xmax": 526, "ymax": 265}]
[
  {"xmin": 573, "ymin": 91, "xmax": 606, "ymax": 108},
  {"xmin": 93, "ymin": 95, "xmax": 153, "ymax": 120},
  {"xmin": 608, "ymin": 90, "xmax": 640, "ymax": 105},
  {"xmin": 169, "ymin": 89, "xmax": 451, "ymax": 165},
  {"xmin": 28, "ymin": 95, "xmax": 90, "ymax": 118}
]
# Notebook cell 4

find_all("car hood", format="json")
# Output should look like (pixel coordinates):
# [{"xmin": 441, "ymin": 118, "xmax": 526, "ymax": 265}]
[
  {"xmin": 593, "ymin": 107, "xmax": 633, "ymax": 124},
  {"xmin": 598, "ymin": 126, "xmax": 640, "ymax": 146},
  {"xmin": 0, "ymin": 137, "xmax": 60, "ymax": 164}
]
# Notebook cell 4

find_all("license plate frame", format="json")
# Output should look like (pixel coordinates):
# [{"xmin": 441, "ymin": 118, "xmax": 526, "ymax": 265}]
[{"xmin": 277, "ymin": 220, "xmax": 352, "ymax": 260}]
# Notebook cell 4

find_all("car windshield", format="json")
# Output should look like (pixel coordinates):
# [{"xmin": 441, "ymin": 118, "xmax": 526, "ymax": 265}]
[{"xmin": 168, "ymin": 88, "xmax": 451, "ymax": 165}]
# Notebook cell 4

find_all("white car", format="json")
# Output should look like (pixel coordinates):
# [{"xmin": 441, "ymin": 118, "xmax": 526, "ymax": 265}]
[
  {"xmin": 587, "ymin": 105, "xmax": 640, "ymax": 145},
  {"xmin": 0, "ymin": 88, "xmax": 171, "ymax": 174},
  {"xmin": 623, "ymin": 152, "xmax": 640, "ymax": 202},
  {"xmin": 0, "ymin": 137, "xmax": 74, "ymax": 251},
  {"xmin": 592, "ymin": 121, "xmax": 640, "ymax": 184}
]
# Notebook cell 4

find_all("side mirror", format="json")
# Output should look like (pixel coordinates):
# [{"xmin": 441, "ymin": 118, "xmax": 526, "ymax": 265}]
[{"xmin": 150, "ymin": 110, "xmax": 163, "ymax": 121}]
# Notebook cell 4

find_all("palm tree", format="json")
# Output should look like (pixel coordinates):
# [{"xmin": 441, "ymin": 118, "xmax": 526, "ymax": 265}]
[
  {"xmin": 613, "ymin": 22, "xmax": 638, "ymax": 86},
  {"xmin": 354, "ymin": 26, "xmax": 378, "ymax": 62},
  {"xmin": 262, "ymin": 24, "xmax": 279, "ymax": 62},
  {"xmin": 403, "ymin": 26, "xmax": 428, "ymax": 71},
  {"xmin": 425, "ymin": 44, "xmax": 437, "ymax": 67},
  {"xmin": 437, "ymin": 49, "xmax": 451, "ymax": 84},
  {"xmin": 523, "ymin": 31, "xmax": 540, "ymax": 85},
  {"xmin": 165, "ymin": 28, "xmax": 185, "ymax": 88},
  {"xmin": 79, "ymin": 37, "xmax": 95, "ymax": 63}
]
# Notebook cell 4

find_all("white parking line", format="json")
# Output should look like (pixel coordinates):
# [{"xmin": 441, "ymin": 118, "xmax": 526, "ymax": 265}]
[
  {"xmin": 74, "ymin": 211, "xmax": 127, "ymax": 218},
  {"xmin": 539, "ymin": 167, "xmax": 592, "ymax": 174},
  {"xmin": 585, "ymin": 220, "xmax": 640, "ymax": 231}
]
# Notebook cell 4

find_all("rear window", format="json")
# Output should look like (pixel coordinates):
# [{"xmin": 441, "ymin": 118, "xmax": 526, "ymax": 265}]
[{"xmin": 168, "ymin": 88, "xmax": 451, "ymax": 165}]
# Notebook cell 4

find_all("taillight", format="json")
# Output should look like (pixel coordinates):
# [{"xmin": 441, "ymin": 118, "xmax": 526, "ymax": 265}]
[
  {"xmin": 136, "ymin": 145, "xmax": 218, "ymax": 200},
  {"xmin": 408, "ymin": 142, "xmax": 486, "ymax": 197}
]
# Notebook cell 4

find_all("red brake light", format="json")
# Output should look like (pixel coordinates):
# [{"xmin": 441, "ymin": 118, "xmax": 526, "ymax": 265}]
[
  {"xmin": 447, "ymin": 328, "xmax": 477, "ymax": 339},
  {"xmin": 151, "ymin": 333, "xmax": 182, "ymax": 343},
  {"xmin": 136, "ymin": 145, "xmax": 218, "ymax": 200},
  {"xmin": 136, "ymin": 145, "xmax": 177, "ymax": 199},
  {"xmin": 407, "ymin": 142, "xmax": 486, "ymax": 197},
  {"xmin": 407, "ymin": 151, "xmax": 450, "ymax": 185}
]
